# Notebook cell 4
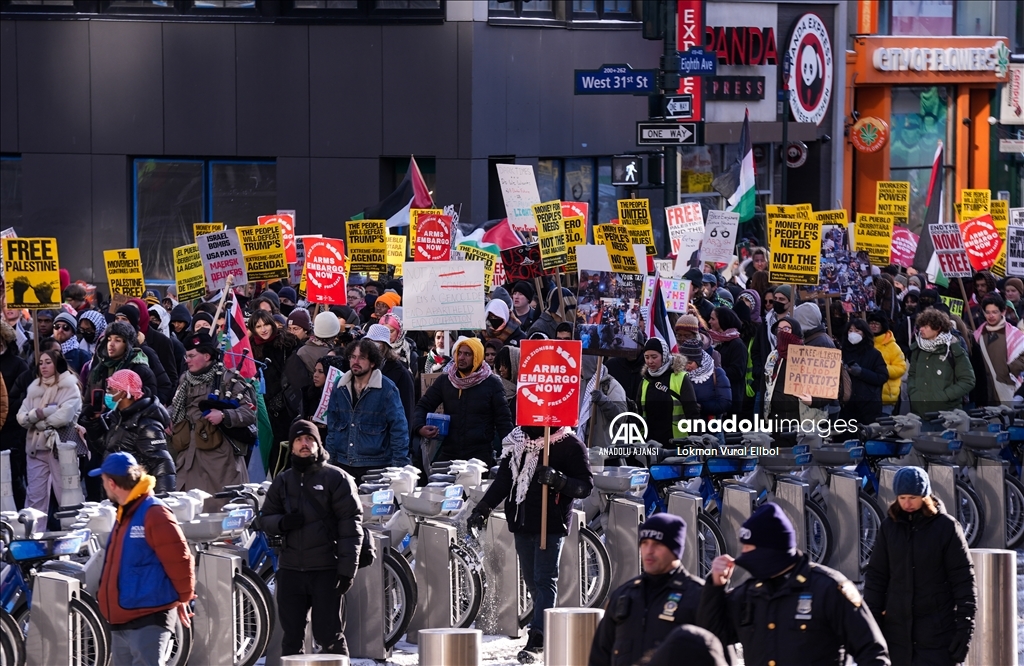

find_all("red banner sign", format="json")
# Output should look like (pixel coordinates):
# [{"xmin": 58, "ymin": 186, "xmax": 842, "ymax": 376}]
[
  {"xmin": 414, "ymin": 214, "xmax": 452, "ymax": 261},
  {"xmin": 677, "ymin": 0, "xmax": 704, "ymax": 122},
  {"xmin": 259, "ymin": 214, "xmax": 296, "ymax": 264},
  {"xmin": 304, "ymin": 238, "xmax": 347, "ymax": 304},
  {"xmin": 889, "ymin": 227, "xmax": 918, "ymax": 268},
  {"xmin": 561, "ymin": 201, "xmax": 589, "ymax": 229},
  {"xmin": 959, "ymin": 214, "xmax": 1003, "ymax": 271},
  {"xmin": 516, "ymin": 340, "xmax": 583, "ymax": 428},
  {"xmin": 501, "ymin": 244, "xmax": 548, "ymax": 282}
]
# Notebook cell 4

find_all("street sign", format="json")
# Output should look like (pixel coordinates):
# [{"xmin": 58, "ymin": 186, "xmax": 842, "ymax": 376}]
[
  {"xmin": 664, "ymin": 94, "xmax": 693, "ymax": 118},
  {"xmin": 612, "ymin": 156, "xmax": 642, "ymax": 186},
  {"xmin": 574, "ymin": 64, "xmax": 657, "ymax": 95},
  {"xmin": 999, "ymin": 139, "xmax": 1024, "ymax": 153},
  {"xmin": 679, "ymin": 48, "xmax": 717, "ymax": 76},
  {"xmin": 637, "ymin": 122, "xmax": 704, "ymax": 146}
]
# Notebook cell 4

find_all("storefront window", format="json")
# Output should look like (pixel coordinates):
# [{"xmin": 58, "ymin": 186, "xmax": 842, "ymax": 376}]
[
  {"xmin": 890, "ymin": 0, "xmax": 953, "ymax": 36},
  {"xmin": 890, "ymin": 86, "xmax": 948, "ymax": 231},
  {"xmin": 537, "ymin": 159, "xmax": 562, "ymax": 202},
  {"xmin": 679, "ymin": 146, "xmax": 719, "ymax": 195}
]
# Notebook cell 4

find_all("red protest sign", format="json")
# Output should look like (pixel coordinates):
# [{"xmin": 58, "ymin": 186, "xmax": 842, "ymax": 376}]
[
  {"xmin": 959, "ymin": 214, "xmax": 1002, "ymax": 271},
  {"xmin": 929, "ymin": 223, "xmax": 972, "ymax": 278},
  {"xmin": 562, "ymin": 201, "xmax": 589, "ymax": 228},
  {"xmin": 516, "ymin": 340, "xmax": 583, "ymax": 427},
  {"xmin": 304, "ymin": 238, "xmax": 347, "ymax": 304},
  {"xmin": 414, "ymin": 214, "xmax": 452, "ymax": 261},
  {"xmin": 259, "ymin": 214, "xmax": 297, "ymax": 264},
  {"xmin": 501, "ymin": 244, "xmax": 547, "ymax": 282},
  {"xmin": 890, "ymin": 227, "xmax": 918, "ymax": 268}
]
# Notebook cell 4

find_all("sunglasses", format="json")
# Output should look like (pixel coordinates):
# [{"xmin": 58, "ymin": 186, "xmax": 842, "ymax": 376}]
[{"xmin": 53, "ymin": 323, "xmax": 74, "ymax": 332}]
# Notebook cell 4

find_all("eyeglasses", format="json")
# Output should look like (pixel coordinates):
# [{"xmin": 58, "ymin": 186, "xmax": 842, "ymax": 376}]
[
  {"xmin": 53, "ymin": 323, "xmax": 74, "ymax": 332},
  {"xmin": 777, "ymin": 325, "xmax": 793, "ymax": 333}
]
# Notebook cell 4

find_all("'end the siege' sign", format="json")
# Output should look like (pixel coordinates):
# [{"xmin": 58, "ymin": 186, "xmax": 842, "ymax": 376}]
[{"xmin": 516, "ymin": 340, "xmax": 583, "ymax": 428}]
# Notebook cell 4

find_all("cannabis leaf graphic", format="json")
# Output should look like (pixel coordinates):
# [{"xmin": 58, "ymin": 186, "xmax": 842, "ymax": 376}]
[{"xmin": 859, "ymin": 123, "xmax": 879, "ymax": 147}]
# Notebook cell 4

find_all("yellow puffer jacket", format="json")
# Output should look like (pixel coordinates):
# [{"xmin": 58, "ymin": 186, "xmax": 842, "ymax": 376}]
[{"xmin": 874, "ymin": 331, "xmax": 907, "ymax": 406}]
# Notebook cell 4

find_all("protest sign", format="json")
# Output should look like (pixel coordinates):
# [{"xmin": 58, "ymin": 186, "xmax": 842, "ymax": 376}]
[
  {"xmin": 533, "ymin": 200, "xmax": 568, "ymax": 270},
  {"xmin": 940, "ymin": 295, "xmax": 964, "ymax": 319},
  {"xmin": 769, "ymin": 215, "xmax": 822, "ymax": 284},
  {"xmin": 516, "ymin": 340, "xmax": 583, "ymax": 428},
  {"xmin": 958, "ymin": 214, "xmax": 1002, "ymax": 271},
  {"xmin": 291, "ymin": 236, "xmax": 308, "ymax": 286},
  {"xmin": 3, "ymin": 238, "xmax": 60, "ymax": 309},
  {"xmin": 414, "ymin": 213, "xmax": 452, "ymax": 261},
  {"xmin": 0, "ymin": 227, "xmax": 15, "ymax": 280},
  {"xmin": 313, "ymin": 366, "xmax": 343, "ymax": 425},
  {"xmin": 237, "ymin": 223, "xmax": 289, "ymax": 282},
  {"xmin": 259, "ymin": 213, "xmax": 297, "ymax": 264},
  {"xmin": 990, "ymin": 199, "xmax": 1009, "ymax": 233},
  {"xmin": 576, "ymin": 270, "xmax": 645, "ymax": 357},
  {"xmin": 767, "ymin": 204, "xmax": 813, "ymax": 221},
  {"xmin": 929, "ymin": 223, "xmax": 973, "ymax": 278},
  {"xmin": 784, "ymin": 345, "xmax": 842, "ymax": 400},
  {"xmin": 387, "ymin": 234, "xmax": 406, "ymax": 278},
  {"xmin": 197, "ymin": 229, "xmax": 246, "ymax": 290},
  {"xmin": 403, "ymin": 261, "xmax": 486, "ymax": 331},
  {"xmin": 815, "ymin": 209, "xmax": 848, "ymax": 229},
  {"xmin": 108, "ymin": 292, "xmax": 129, "ymax": 315},
  {"xmin": 303, "ymin": 238, "xmax": 347, "ymax": 305},
  {"xmin": 665, "ymin": 202, "xmax": 704, "ymax": 258},
  {"xmin": 563, "ymin": 214, "xmax": 587, "ymax": 273},
  {"xmin": 617, "ymin": 199, "xmax": 655, "ymax": 257},
  {"xmin": 193, "ymin": 223, "xmax": 224, "ymax": 242},
  {"xmin": 573, "ymin": 245, "xmax": 613, "ymax": 273},
  {"xmin": 853, "ymin": 214, "xmax": 894, "ymax": 266},
  {"xmin": 410, "ymin": 208, "xmax": 445, "ymax": 258},
  {"xmin": 103, "ymin": 248, "xmax": 145, "ymax": 297},
  {"xmin": 1013, "ymin": 208, "xmax": 1024, "ymax": 227},
  {"xmin": 594, "ymin": 224, "xmax": 640, "ymax": 274},
  {"xmin": 501, "ymin": 244, "xmax": 546, "ymax": 282},
  {"xmin": 890, "ymin": 227, "xmax": 919, "ymax": 268},
  {"xmin": 346, "ymin": 219, "xmax": 387, "ymax": 274},
  {"xmin": 659, "ymin": 278, "xmax": 691, "ymax": 313},
  {"xmin": 456, "ymin": 243, "xmax": 499, "ymax": 294},
  {"xmin": 496, "ymin": 164, "xmax": 542, "ymax": 232},
  {"xmin": 875, "ymin": 181, "xmax": 910, "ymax": 226},
  {"xmin": 960, "ymin": 189, "xmax": 990, "ymax": 219},
  {"xmin": 173, "ymin": 244, "xmax": 206, "ymax": 301},
  {"xmin": 1006, "ymin": 221, "xmax": 1024, "ymax": 277},
  {"xmin": 701, "ymin": 210, "xmax": 740, "ymax": 264},
  {"xmin": 562, "ymin": 201, "xmax": 589, "ymax": 230}
]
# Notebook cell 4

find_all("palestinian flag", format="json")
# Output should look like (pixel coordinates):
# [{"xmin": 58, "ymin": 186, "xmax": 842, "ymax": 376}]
[
  {"xmin": 224, "ymin": 298, "xmax": 257, "ymax": 379},
  {"xmin": 646, "ymin": 272, "xmax": 678, "ymax": 355},
  {"xmin": 352, "ymin": 155, "xmax": 434, "ymax": 229},
  {"xmin": 912, "ymin": 143, "xmax": 946, "ymax": 286},
  {"xmin": 712, "ymin": 109, "xmax": 756, "ymax": 223},
  {"xmin": 456, "ymin": 217, "xmax": 527, "ymax": 251}
]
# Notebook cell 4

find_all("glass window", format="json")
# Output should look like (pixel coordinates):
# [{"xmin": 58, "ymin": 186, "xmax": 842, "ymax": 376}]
[
  {"xmin": 135, "ymin": 160, "xmax": 203, "ymax": 283},
  {"xmin": 536, "ymin": 160, "xmax": 562, "ymax": 202},
  {"xmin": 388, "ymin": 157, "xmax": 436, "ymax": 200},
  {"xmin": 890, "ymin": 86, "xmax": 949, "ymax": 231},
  {"xmin": 573, "ymin": 0, "xmax": 596, "ymax": 13},
  {"xmin": 209, "ymin": 162, "xmax": 277, "ymax": 230},
  {"xmin": 602, "ymin": 0, "xmax": 632, "ymax": 14},
  {"xmin": 488, "ymin": 0, "xmax": 516, "ymax": 14},
  {"xmin": 564, "ymin": 158, "xmax": 595, "ymax": 212},
  {"xmin": 193, "ymin": 0, "xmax": 256, "ymax": 7},
  {"xmin": 956, "ymin": 0, "xmax": 991, "ymax": 35},
  {"xmin": 890, "ymin": 0, "xmax": 953, "ymax": 36},
  {"xmin": 596, "ymin": 158, "xmax": 621, "ymax": 224},
  {"xmin": 8, "ymin": 0, "xmax": 75, "ymax": 5},
  {"xmin": 108, "ymin": 0, "xmax": 174, "ymax": 7},
  {"xmin": 294, "ymin": 0, "xmax": 359, "ymax": 8},
  {"xmin": 522, "ymin": 0, "xmax": 552, "ymax": 13},
  {"xmin": 679, "ymin": 146, "xmax": 718, "ymax": 195},
  {"xmin": 0, "ymin": 158, "xmax": 23, "ymax": 231},
  {"xmin": 375, "ymin": 0, "xmax": 440, "ymax": 8}
]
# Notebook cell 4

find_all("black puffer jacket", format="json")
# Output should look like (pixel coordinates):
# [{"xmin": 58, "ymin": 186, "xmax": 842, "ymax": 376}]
[
  {"xmin": 411, "ymin": 373, "xmax": 513, "ymax": 466},
  {"xmin": 839, "ymin": 328, "xmax": 889, "ymax": 427},
  {"xmin": 864, "ymin": 498, "xmax": 976, "ymax": 666},
  {"xmin": 251, "ymin": 332, "xmax": 300, "ymax": 443},
  {"xmin": 101, "ymin": 397, "xmax": 176, "ymax": 493},
  {"xmin": 261, "ymin": 451, "xmax": 364, "ymax": 579},
  {"xmin": 714, "ymin": 336, "xmax": 747, "ymax": 416}
]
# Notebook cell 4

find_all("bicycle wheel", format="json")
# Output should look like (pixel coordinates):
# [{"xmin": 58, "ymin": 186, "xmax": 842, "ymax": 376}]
[
  {"xmin": 804, "ymin": 500, "xmax": 834, "ymax": 566},
  {"xmin": 383, "ymin": 548, "xmax": 418, "ymax": 649},
  {"xmin": 696, "ymin": 513, "xmax": 727, "ymax": 579},
  {"xmin": 1004, "ymin": 475, "xmax": 1024, "ymax": 548},
  {"xmin": 162, "ymin": 614, "xmax": 193, "ymax": 666},
  {"xmin": 858, "ymin": 491, "xmax": 884, "ymax": 571},
  {"xmin": 233, "ymin": 570, "xmax": 272, "ymax": 666},
  {"xmin": 450, "ymin": 544, "xmax": 484, "ymax": 629},
  {"xmin": 955, "ymin": 480, "xmax": 986, "ymax": 547},
  {"xmin": 579, "ymin": 527, "xmax": 611, "ymax": 609},
  {"xmin": 1, "ymin": 608, "xmax": 25, "ymax": 666},
  {"xmin": 69, "ymin": 595, "xmax": 111, "ymax": 666}
]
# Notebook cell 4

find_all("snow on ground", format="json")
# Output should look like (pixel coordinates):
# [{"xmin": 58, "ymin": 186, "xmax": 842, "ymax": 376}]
[{"xmin": 350, "ymin": 635, "xmax": 526, "ymax": 666}]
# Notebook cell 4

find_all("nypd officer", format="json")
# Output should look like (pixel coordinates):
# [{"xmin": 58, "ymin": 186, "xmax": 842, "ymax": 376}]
[
  {"xmin": 589, "ymin": 514, "xmax": 704, "ymax": 666},
  {"xmin": 698, "ymin": 503, "xmax": 890, "ymax": 666}
]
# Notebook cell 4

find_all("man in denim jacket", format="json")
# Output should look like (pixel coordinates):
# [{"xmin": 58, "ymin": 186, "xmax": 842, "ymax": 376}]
[{"xmin": 325, "ymin": 338, "xmax": 410, "ymax": 483}]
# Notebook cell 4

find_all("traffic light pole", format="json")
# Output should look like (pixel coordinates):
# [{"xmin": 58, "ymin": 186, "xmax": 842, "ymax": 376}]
[{"xmin": 662, "ymin": 0, "xmax": 679, "ymax": 253}]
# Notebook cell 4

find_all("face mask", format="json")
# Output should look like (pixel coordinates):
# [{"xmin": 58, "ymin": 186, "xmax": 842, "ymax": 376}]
[
  {"xmin": 734, "ymin": 547, "xmax": 797, "ymax": 580},
  {"xmin": 772, "ymin": 301, "xmax": 787, "ymax": 314},
  {"xmin": 848, "ymin": 331, "xmax": 863, "ymax": 345},
  {"xmin": 104, "ymin": 393, "xmax": 120, "ymax": 411},
  {"xmin": 81, "ymin": 330, "xmax": 96, "ymax": 343}
]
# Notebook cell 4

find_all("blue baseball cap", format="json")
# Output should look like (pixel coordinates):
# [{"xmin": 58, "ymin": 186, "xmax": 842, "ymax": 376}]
[{"xmin": 88, "ymin": 452, "xmax": 139, "ymax": 478}]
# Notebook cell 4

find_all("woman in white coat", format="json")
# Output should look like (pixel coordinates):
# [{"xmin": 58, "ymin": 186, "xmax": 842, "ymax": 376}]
[{"xmin": 17, "ymin": 350, "xmax": 83, "ymax": 512}]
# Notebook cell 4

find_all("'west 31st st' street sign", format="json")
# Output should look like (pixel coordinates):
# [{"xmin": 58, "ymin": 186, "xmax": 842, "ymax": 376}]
[{"xmin": 574, "ymin": 64, "xmax": 657, "ymax": 95}]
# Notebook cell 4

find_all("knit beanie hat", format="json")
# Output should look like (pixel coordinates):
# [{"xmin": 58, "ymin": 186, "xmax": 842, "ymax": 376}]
[
  {"xmin": 644, "ymin": 337, "xmax": 667, "ymax": 356},
  {"xmin": 1005, "ymin": 277, "xmax": 1024, "ymax": 296},
  {"xmin": 289, "ymin": 419, "xmax": 322, "ymax": 446},
  {"xmin": 512, "ymin": 281, "xmax": 535, "ymax": 302},
  {"xmin": 639, "ymin": 513, "xmax": 686, "ymax": 559},
  {"xmin": 675, "ymin": 314, "xmax": 699, "ymax": 333},
  {"xmin": 278, "ymin": 287, "xmax": 297, "ymax": 303},
  {"xmin": 261, "ymin": 289, "xmax": 281, "ymax": 310},
  {"xmin": 106, "ymin": 321, "xmax": 137, "ymax": 346},
  {"xmin": 287, "ymin": 309, "xmax": 312, "ymax": 333},
  {"xmin": 115, "ymin": 305, "xmax": 140, "ymax": 332},
  {"xmin": 773, "ymin": 285, "xmax": 792, "ymax": 301},
  {"xmin": 679, "ymin": 337, "xmax": 703, "ymax": 361},
  {"xmin": 313, "ymin": 311, "xmax": 341, "ymax": 339},
  {"xmin": 191, "ymin": 312, "xmax": 215, "ymax": 330},
  {"xmin": 376, "ymin": 291, "xmax": 402, "ymax": 310},
  {"xmin": 54, "ymin": 311, "xmax": 78, "ymax": 331},
  {"xmin": 739, "ymin": 503, "xmax": 796, "ymax": 554},
  {"xmin": 893, "ymin": 466, "xmax": 931, "ymax": 497}
]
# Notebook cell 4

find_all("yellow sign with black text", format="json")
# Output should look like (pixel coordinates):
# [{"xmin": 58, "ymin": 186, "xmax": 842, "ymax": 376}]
[
  {"xmin": 193, "ymin": 223, "xmax": 225, "ymax": 242},
  {"xmin": 3, "ymin": 237, "xmax": 61, "ymax": 309},
  {"xmin": 960, "ymin": 189, "xmax": 991, "ymax": 219},
  {"xmin": 103, "ymin": 248, "xmax": 145, "ymax": 297},
  {"xmin": 173, "ymin": 244, "xmax": 206, "ymax": 301},
  {"xmin": 595, "ymin": 224, "xmax": 640, "ymax": 273},
  {"xmin": 346, "ymin": 219, "xmax": 388, "ymax": 274},
  {"xmin": 617, "ymin": 199, "xmax": 656, "ymax": 256},
  {"xmin": 854, "ymin": 214, "xmax": 895, "ymax": 266},
  {"xmin": 387, "ymin": 234, "xmax": 407, "ymax": 278},
  {"xmin": 236, "ymin": 223, "xmax": 289, "ymax": 281},
  {"xmin": 769, "ymin": 216, "xmax": 822, "ymax": 284},
  {"xmin": 875, "ymin": 181, "xmax": 910, "ymax": 226},
  {"xmin": 563, "ymin": 215, "xmax": 587, "ymax": 273},
  {"xmin": 533, "ymin": 200, "xmax": 568, "ymax": 270}
]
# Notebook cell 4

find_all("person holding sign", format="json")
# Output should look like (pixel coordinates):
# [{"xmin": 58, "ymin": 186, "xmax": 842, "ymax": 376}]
[
  {"xmin": 972, "ymin": 294, "xmax": 1024, "ymax": 406},
  {"xmin": 764, "ymin": 318, "xmax": 815, "ymax": 426},
  {"xmin": 249, "ymin": 310, "xmax": 302, "ymax": 460},
  {"xmin": 838, "ymin": 319, "xmax": 889, "ymax": 428},
  {"xmin": 638, "ymin": 338, "xmax": 699, "ymax": 446},
  {"xmin": 907, "ymin": 309, "xmax": 976, "ymax": 418}
]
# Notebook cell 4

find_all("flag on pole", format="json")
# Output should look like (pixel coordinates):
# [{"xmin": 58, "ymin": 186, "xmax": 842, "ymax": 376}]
[
  {"xmin": 351, "ymin": 155, "xmax": 434, "ymax": 229},
  {"xmin": 646, "ymin": 272, "xmax": 679, "ymax": 355},
  {"xmin": 224, "ymin": 298, "xmax": 257, "ymax": 379},
  {"xmin": 712, "ymin": 109, "xmax": 756, "ymax": 223},
  {"xmin": 912, "ymin": 143, "xmax": 945, "ymax": 285}
]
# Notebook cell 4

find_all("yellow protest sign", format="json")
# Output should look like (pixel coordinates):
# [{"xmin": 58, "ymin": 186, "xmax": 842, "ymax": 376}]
[
  {"xmin": 533, "ymin": 200, "xmax": 568, "ymax": 271},
  {"xmin": 387, "ymin": 234, "xmax": 407, "ymax": 278},
  {"xmin": 815, "ymin": 209, "xmax": 848, "ymax": 227},
  {"xmin": 854, "ymin": 214, "xmax": 895, "ymax": 266},
  {"xmin": 173, "ymin": 244, "xmax": 206, "ymax": 301},
  {"xmin": 410, "ymin": 208, "xmax": 444, "ymax": 259},
  {"xmin": 103, "ymin": 248, "xmax": 145, "ymax": 297},
  {"xmin": 686, "ymin": 172, "xmax": 713, "ymax": 193},
  {"xmin": 346, "ymin": 220, "xmax": 388, "ymax": 274},
  {"xmin": 960, "ymin": 189, "xmax": 991, "ymax": 219},
  {"xmin": 875, "ymin": 181, "xmax": 910, "ymax": 226},
  {"xmin": 954, "ymin": 202, "xmax": 963, "ymax": 222},
  {"xmin": 456, "ymin": 243, "xmax": 499, "ymax": 294},
  {"xmin": 617, "ymin": 198, "xmax": 656, "ymax": 256},
  {"xmin": 563, "ymin": 215, "xmax": 587, "ymax": 273},
  {"xmin": 768, "ymin": 216, "xmax": 822, "ymax": 284},
  {"xmin": 595, "ymin": 224, "xmax": 640, "ymax": 273},
  {"xmin": 236, "ymin": 223, "xmax": 288, "ymax": 281},
  {"xmin": 3, "ymin": 237, "xmax": 60, "ymax": 309},
  {"xmin": 193, "ymin": 223, "xmax": 225, "ymax": 242},
  {"xmin": 767, "ymin": 204, "xmax": 813, "ymax": 220}
]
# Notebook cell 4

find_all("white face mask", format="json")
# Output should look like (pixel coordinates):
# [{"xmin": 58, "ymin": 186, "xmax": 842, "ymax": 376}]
[{"xmin": 848, "ymin": 331, "xmax": 863, "ymax": 345}]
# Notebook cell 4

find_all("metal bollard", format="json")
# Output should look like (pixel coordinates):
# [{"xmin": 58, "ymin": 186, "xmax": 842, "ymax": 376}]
[
  {"xmin": 418, "ymin": 628, "xmax": 481, "ymax": 665},
  {"xmin": 477, "ymin": 511, "xmax": 522, "ymax": 637},
  {"xmin": 544, "ymin": 607, "xmax": 604, "ymax": 666},
  {"xmin": 965, "ymin": 549, "xmax": 1018, "ymax": 666},
  {"xmin": 407, "ymin": 520, "xmax": 456, "ymax": 643},
  {"xmin": 556, "ymin": 509, "xmax": 585, "ymax": 608},
  {"xmin": 666, "ymin": 490, "xmax": 700, "ymax": 576},
  {"xmin": 25, "ymin": 572, "xmax": 78, "ymax": 666},
  {"xmin": 773, "ymin": 477, "xmax": 808, "ymax": 555},
  {"xmin": 973, "ymin": 458, "xmax": 1006, "ymax": 548},
  {"xmin": 280, "ymin": 656, "xmax": 349, "ymax": 665},
  {"xmin": 606, "ymin": 497, "xmax": 644, "ymax": 592},
  {"xmin": 346, "ymin": 529, "xmax": 392, "ymax": 659},
  {"xmin": 827, "ymin": 470, "xmax": 861, "ymax": 583},
  {"xmin": 1, "ymin": 450, "xmax": 14, "ymax": 512}
]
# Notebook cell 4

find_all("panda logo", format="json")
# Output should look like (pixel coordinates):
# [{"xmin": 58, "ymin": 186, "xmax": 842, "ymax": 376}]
[{"xmin": 787, "ymin": 14, "xmax": 833, "ymax": 126}]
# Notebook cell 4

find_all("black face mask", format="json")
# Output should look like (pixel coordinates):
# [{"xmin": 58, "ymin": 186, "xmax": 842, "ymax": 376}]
[
  {"xmin": 487, "ymin": 317, "xmax": 505, "ymax": 329},
  {"xmin": 81, "ymin": 330, "xmax": 96, "ymax": 343},
  {"xmin": 280, "ymin": 303, "xmax": 295, "ymax": 317},
  {"xmin": 734, "ymin": 547, "xmax": 797, "ymax": 580},
  {"xmin": 521, "ymin": 426, "xmax": 546, "ymax": 440},
  {"xmin": 772, "ymin": 301, "xmax": 788, "ymax": 314}
]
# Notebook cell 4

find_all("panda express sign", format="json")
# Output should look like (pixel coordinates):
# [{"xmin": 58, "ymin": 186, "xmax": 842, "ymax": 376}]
[{"xmin": 853, "ymin": 36, "xmax": 1011, "ymax": 85}]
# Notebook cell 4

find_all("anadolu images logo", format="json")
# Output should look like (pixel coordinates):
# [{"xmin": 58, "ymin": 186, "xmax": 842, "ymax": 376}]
[{"xmin": 609, "ymin": 412, "xmax": 649, "ymax": 446}]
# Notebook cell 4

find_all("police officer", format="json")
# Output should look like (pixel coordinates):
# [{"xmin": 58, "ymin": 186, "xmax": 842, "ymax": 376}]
[
  {"xmin": 698, "ymin": 503, "xmax": 890, "ymax": 666},
  {"xmin": 589, "ymin": 514, "xmax": 703, "ymax": 666}
]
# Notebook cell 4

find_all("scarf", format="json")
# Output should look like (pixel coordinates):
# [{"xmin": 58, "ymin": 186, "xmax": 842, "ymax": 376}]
[
  {"xmin": 577, "ymin": 367, "xmax": 605, "ymax": 434},
  {"xmin": 427, "ymin": 348, "xmax": 448, "ymax": 373},
  {"xmin": 60, "ymin": 336, "xmax": 79, "ymax": 357},
  {"xmin": 916, "ymin": 331, "xmax": 956, "ymax": 361},
  {"xmin": 171, "ymin": 363, "xmax": 219, "ymax": 424},
  {"xmin": 775, "ymin": 331, "xmax": 802, "ymax": 360},
  {"xmin": 251, "ymin": 329, "xmax": 277, "ymax": 346},
  {"xmin": 688, "ymin": 352, "xmax": 715, "ymax": 384},
  {"xmin": 89, "ymin": 343, "xmax": 147, "ymax": 387},
  {"xmin": 500, "ymin": 427, "xmax": 573, "ymax": 505},
  {"xmin": 446, "ymin": 357, "xmax": 493, "ymax": 390},
  {"xmin": 709, "ymin": 328, "xmax": 741, "ymax": 345},
  {"xmin": 739, "ymin": 290, "xmax": 762, "ymax": 324},
  {"xmin": 148, "ymin": 305, "xmax": 170, "ymax": 338},
  {"xmin": 973, "ymin": 318, "xmax": 1024, "ymax": 369},
  {"xmin": 36, "ymin": 372, "xmax": 62, "ymax": 409}
]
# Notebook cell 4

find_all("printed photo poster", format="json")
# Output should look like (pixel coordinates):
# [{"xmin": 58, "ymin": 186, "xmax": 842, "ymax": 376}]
[
  {"xmin": 960, "ymin": 189, "xmax": 991, "ymax": 220},
  {"xmin": 346, "ymin": 219, "xmax": 388, "ymax": 274},
  {"xmin": 197, "ymin": 228, "xmax": 247, "ymax": 290},
  {"xmin": 414, "ymin": 213, "xmax": 452, "ymax": 261},
  {"xmin": 890, "ymin": 227, "xmax": 919, "ymax": 268},
  {"xmin": 193, "ymin": 223, "xmax": 224, "ymax": 242},
  {"xmin": 103, "ymin": 248, "xmax": 145, "ymax": 298},
  {"xmin": 291, "ymin": 236, "xmax": 308, "ymax": 287},
  {"xmin": 1006, "ymin": 217, "xmax": 1024, "ymax": 277},
  {"xmin": 594, "ymin": 224, "xmax": 640, "ymax": 274},
  {"xmin": 403, "ymin": 261, "xmax": 486, "ymax": 331},
  {"xmin": 769, "ymin": 215, "xmax": 822, "ymax": 284},
  {"xmin": 617, "ymin": 198, "xmax": 656, "ymax": 257},
  {"xmin": 409, "ymin": 208, "xmax": 445, "ymax": 259},
  {"xmin": 658, "ymin": 278, "xmax": 691, "ymax": 314},
  {"xmin": 929, "ymin": 223, "xmax": 973, "ymax": 278},
  {"xmin": 575, "ymin": 270, "xmax": 645, "ymax": 357},
  {"xmin": 237, "ymin": 223, "xmax": 289, "ymax": 282},
  {"xmin": 456, "ymin": 243, "xmax": 499, "ymax": 294},
  {"xmin": 853, "ymin": 214, "xmax": 894, "ymax": 266},
  {"xmin": 501, "ymin": 244, "xmax": 546, "ymax": 282},
  {"xmin": 259, "ymin": 213, "xmax": 297, "ymax": 264},
  {"xmin": 496, "ymin": 164, "xmax": 542, "ymax": 232},
  {"xmin": 387, "ymin": 234, "xmax": 407, "ymax": 278},
  {"xmin": 875, "ymin": 181, "xmax": 910, "ymax": 227},
  {"xmin": 784, "ymin": 346, "xmax": 842, "ymax": 400},
  {"xmin": 303, "ymin": 238, "xmax": 347, "ymax": 305},
  {"xmin": 533, "ymin": 200, "xmax": 568, "ymax": 270},
  {"xmin": 665, "ymin": 202, "xmax": 704, "ymax": 259},
  {"xmin": 173, "ymin": 244, "xmax": 206, "ymax": 301},
  {"xmin": 958, "ymin": 214, "xmax": 1002, "ymax": 271},
  {"xmin": 516, "ymin": 340, "xmax": 583, "ymax": 428},
  {"xmin": 701, "ymin": 210, "xmax": 740, "ymax": 265},
  {"xmin": 3, "ymin": 237, "xmax": 61, "ymax": 309}
]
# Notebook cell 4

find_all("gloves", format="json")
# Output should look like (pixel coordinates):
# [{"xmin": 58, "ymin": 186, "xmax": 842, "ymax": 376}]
[
  {"xmin": 279, "ymin": 513, "xmax": 305, "ymax": 532},
  {"xmin": 847, "ymin": 363, "xmax": 862, "ymax": 377},
  {"xmin": 535, "ymin": 466, "xmax": 567, "ymax": 492},
  {"xmin": 949, "ymin": 627, "xmax": 971, "ymax": 663},
  {"xmin": 590, "ymin": 389, "xmax": 605, "ymax": 404},
  {"xmin": 336, "ymin": 575, "xmax": 353, "ymax": 595},
  {"xmin": 467, "ymin": 511, "xmax": 488, "ymax": 532}
]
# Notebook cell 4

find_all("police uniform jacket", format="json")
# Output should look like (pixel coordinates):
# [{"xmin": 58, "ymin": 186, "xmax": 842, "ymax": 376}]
[
  {"xmin": 588, "ymin": 563, "xmax": 703, "ymax": 666},
  {"xmin": 697, "ymin": 553, "xmax": 890, "ymax": 666}
]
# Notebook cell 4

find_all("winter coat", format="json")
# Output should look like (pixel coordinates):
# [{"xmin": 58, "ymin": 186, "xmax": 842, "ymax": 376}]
[
  {"xmin": 907, "ymin": 338, "xmax": 976, "ymax": 414},
  {"xmin": 380, "ymin": 357, "xmax": 416, "ymax": 436},
  {"xmin": 638, "ymin": 356, "xmax": 700, "ymax": 446},
  {"xmin": 577, "ymin": 364, "xmax": 628, "ymax": 452},
  {"xmin": 526, "ymin": 311, "xmax": 561, "ymax": 340},
  {"xmin": 714, "ymin": 337, "xmax": 747, "ymax": 415},
  {"xmin": 251, "ymin": 333, "xmax": 300, "ymax": 444},
  {"xmin": 260, "ymin": 455, "xmax": 364, "ymax": 578},
  {"xmin": 0, "ymin": 375, "xmax": 7, "ymax": 438},
  {"xmin": 691, "ymin": 366, "xmax": 732, "ymax": 419},
  {"xmin": 324, "ymin": 369, "xmax": 410, "ymax": 468},
  {"xmin": 839, "ymin": 339, "xmax": 889, "ymax": 427},
  {"xmin": 145, "ymin": 328, "xmax": 184, "ymax": 390},
  {"xmin": 16, "ymin": 371, "xmax": 83, "ymax": 455},
  {"xmin": 102, "ymin": 397, "xmax": 176, "ymax": 493},
  {"xmin": 864, "ymin": 498, "xmax": 976, "ymax": 666},
  {"xmin": 411, "ymin": 373, "xmax": 514, "ymax": 467},
  {"xmin": 874, "ymin": 331, "xmax": 907, "ymax": 406},
  {"xmin": 0, "ymin": 330, "xmax": 29, "ymax": 453}
]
